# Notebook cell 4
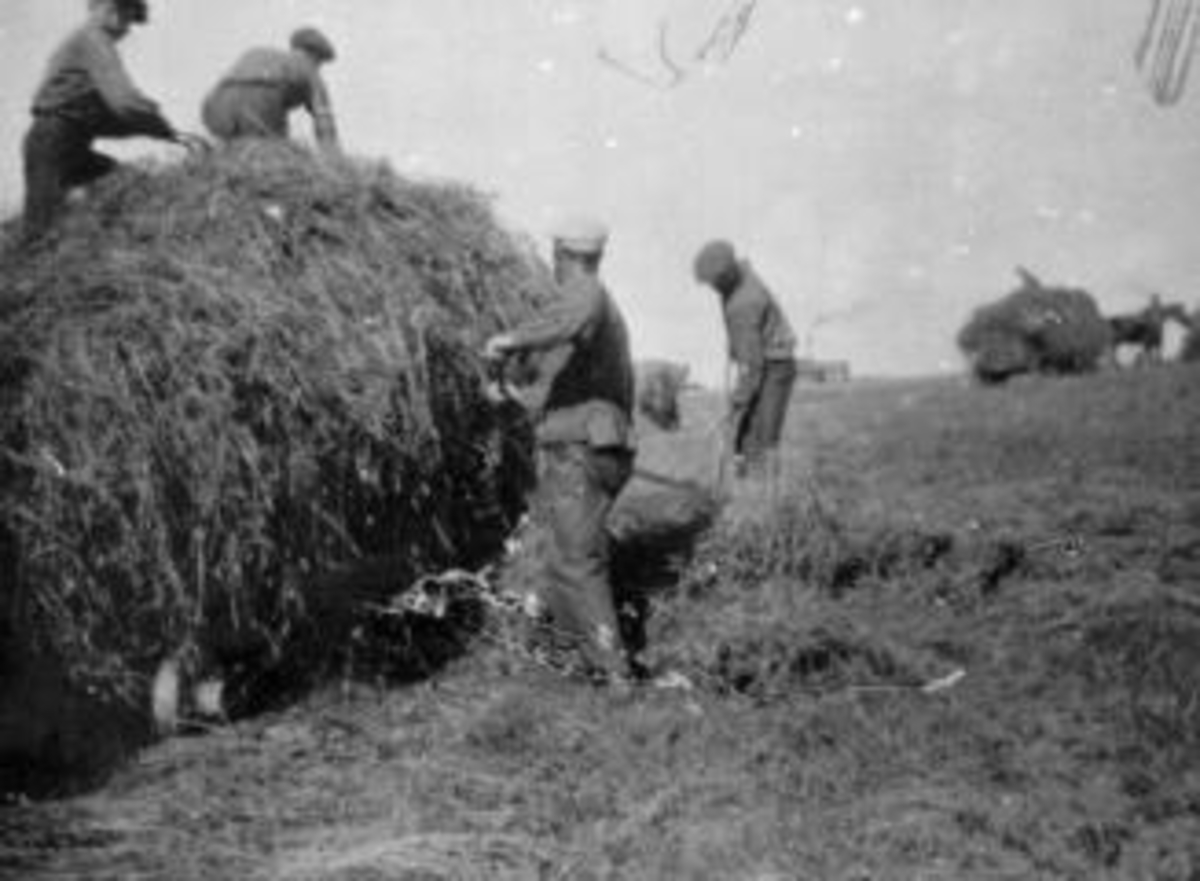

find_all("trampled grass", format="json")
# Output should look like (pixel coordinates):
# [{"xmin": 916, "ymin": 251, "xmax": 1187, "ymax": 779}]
[{"xmin": 4, "ymin": 364, "xmax": 1199, "ymax": 880}]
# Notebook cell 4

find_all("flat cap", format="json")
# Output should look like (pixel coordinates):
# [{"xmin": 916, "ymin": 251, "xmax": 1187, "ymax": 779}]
[
  {"xmin": 291, "ymin": 27, "xmax": 336, "ymax": 62},
  {"xmin": 693, "ymin": 239, "xmax": 738, "ymax": 283},
  {"xmin": 116, "ymin": 0, "xmax": 149, "ymax": 23},
  {"xmin": 552, "ymin": 214, "xmax": 609, "ymax": 255}
]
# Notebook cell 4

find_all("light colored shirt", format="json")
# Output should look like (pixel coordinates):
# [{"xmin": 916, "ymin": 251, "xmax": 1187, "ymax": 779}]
[{"xmin": 212, "ymin": 47, "xmax": 338, "ymax": 147}]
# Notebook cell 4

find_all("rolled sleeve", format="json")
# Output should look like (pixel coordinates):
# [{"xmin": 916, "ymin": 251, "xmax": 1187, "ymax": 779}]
[{"xmin": 507, "ymin": 281, "xmax": 601, "ymax": 352}]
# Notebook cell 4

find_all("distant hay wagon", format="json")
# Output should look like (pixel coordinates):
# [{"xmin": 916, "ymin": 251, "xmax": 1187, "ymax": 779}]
[{"xmin": 958, "ymin": 267, "xmax": 1112, "ymax": 385}]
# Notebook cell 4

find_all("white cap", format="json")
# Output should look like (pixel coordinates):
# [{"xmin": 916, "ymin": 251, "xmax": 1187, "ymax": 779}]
[{"xmin": 552, "ymin": 214, "xmax": 609, "ymax": 255}]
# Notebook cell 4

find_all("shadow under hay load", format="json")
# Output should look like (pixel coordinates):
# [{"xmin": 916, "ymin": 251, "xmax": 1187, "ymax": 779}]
[{"xmin": 0, "ymin": 142, "xmax": 550, "ymax": 797}]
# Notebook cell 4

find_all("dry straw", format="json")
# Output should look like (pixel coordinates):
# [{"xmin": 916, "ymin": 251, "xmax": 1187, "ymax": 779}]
[{"xmin": 0, "ymin": 141, "xmax": 553, "ymax": 707}]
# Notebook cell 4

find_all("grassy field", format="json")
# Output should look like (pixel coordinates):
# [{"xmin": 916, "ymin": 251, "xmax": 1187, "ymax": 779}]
[{"xmin": 3, "ymin": 364, "xmax": 1199, "ymax": 880}]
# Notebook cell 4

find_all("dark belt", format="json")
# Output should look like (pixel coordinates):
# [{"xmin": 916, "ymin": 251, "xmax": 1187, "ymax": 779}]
[
  {"xmin": 31, "ymin": 108, "xmax": 78, "ymax": 122},
  {"xmin": 217, "ymin": 77, "xmax": 288, "ymax": 90}
]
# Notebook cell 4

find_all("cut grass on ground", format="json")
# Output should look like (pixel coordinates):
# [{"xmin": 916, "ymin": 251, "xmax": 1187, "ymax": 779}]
[{"xmin": 4, "ymin": 364, "xmax": 1199, "ymax": 881}]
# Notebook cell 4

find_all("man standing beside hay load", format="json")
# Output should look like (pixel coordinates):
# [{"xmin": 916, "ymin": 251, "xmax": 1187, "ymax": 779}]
[
  {"xmin": 694, "ymin": 240, "xmax": 799, "ymax": 482},
  {"xmin": 485, "ymin": 217, "xmax": 638, "ymax": 687},
  {"xmin": 21, "ymin": 0, "xmax": 189, "ymax": 242}
]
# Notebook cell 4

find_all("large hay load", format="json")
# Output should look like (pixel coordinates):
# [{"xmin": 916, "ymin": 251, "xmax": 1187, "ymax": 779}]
[
  {"xmin": 957, "ymin": 267, "xmax": 1112, "ymax": 384},
  {"xmin": 0, "ymin": 142, "xmax": 551, "ymax": 713},
  {"xmin": 1182, "ymin": 309, "xmax": 1200, "ymax": 362}
]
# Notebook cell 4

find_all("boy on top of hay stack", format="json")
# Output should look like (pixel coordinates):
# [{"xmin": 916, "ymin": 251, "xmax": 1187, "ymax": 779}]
[
  {"xmin": 485, "ymin": 216, "xmax": 638, "ymax": 689},
  {"xmin": 202, "ymin": 27, "xmax": 340, "ymax": 151},
  {"xmin": 21, "ymin": 0, "xmax": 192, "ymax": 244}
]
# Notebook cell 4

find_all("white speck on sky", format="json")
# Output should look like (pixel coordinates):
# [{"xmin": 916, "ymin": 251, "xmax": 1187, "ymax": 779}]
[{"xmin": 552, "ymin": 8, "xmax": 582, "ymax": 27}]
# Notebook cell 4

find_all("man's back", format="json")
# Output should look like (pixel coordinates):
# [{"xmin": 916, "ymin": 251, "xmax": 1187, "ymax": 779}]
[
  {"xmin": 217, "ymin": 47, "xmax": 315, "ymax": 108},
  {"xmin": 723, "ymin": 264, "xmax": 797, "ymax": 363},
  {"xmin": 203, "ymin": 46, "xmax": 335, "ymax": 145}
]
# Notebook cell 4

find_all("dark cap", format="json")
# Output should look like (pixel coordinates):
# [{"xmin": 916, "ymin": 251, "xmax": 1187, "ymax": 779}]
[
  {"xmin": 693, "ymin": 240, "xmax": 738, "ymax": 284},
  {"xmin": 116, "ymin": 0, "xmax": 149, "ymax": 23},
  {"xmin": 290, "ymin": 27, "xmax": 336, "ymax": 62}
]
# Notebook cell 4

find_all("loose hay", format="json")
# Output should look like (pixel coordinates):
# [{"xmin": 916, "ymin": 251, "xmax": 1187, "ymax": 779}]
[
  {"xmin": 1066, "ymin": 586, "xmax": 1200, "ymax": 755},
  {"xmin": 5, "ymin": 365, "xmax": 1200, "ymax": 878},
  {"xmin": 635, "ymin": 360, "xmax": 690, "ymax": 431},
  {"xmin": 0, "ymin": 142, "xmax": 552, "ymax": 709},
  {"xmin": 958, "ymin": 267, "xmax": 1112, "ymax": 384}
]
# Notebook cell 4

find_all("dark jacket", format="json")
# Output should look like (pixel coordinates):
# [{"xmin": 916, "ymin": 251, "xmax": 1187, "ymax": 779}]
[
  {"xmin": 505, "ymin": 275, "xmax": 635, "ymax": 450},
  {"xmin": 202, "ymin": 48, "xmax": 338, "ymax": 147}
]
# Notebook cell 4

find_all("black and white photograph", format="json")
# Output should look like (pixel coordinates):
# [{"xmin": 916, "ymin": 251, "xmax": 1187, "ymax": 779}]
[{"xmin": 2, "ymin": 1, "xmax": 1199, "ymax": 878}]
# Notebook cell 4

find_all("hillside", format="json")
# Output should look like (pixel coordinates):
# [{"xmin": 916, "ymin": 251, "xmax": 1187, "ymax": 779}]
[{"xmin": 3, "ymin": 364, "xmax": 1199, "ymax": 880}]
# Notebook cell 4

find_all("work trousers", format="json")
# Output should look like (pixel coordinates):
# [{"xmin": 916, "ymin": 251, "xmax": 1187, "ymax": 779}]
[
  {"xmin": 534, "ymin": 442, "xmax": 634, "ymax": 678},
  {"xmin": 202, "ymin": 83, "xmax": 290, "ymax": 141},
  {"xmin": 735, "ymin": 357, "xmax": 798, "ymax": 468},
  {"xmin": 22, "ymin": 115, "xmax": 117, "ymax": 242}
]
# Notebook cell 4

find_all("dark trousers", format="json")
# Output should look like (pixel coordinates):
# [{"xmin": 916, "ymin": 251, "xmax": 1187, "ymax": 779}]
[
  {"xmin": 22, "ymin": 116, "xmax": 117, "ymax": 242},
  {"xmin": 535, "ymin": 443, "xmax": 634, "ymax": 677},
  {"xmin": 735, "ymin": 358, "xmax": 798, "ymax": 465}
]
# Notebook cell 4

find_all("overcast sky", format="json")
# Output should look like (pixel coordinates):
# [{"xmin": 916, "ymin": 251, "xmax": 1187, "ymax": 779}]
[{"xmin": 2, "ymin": 0, "xmax": 1198, "ymax": 380}]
